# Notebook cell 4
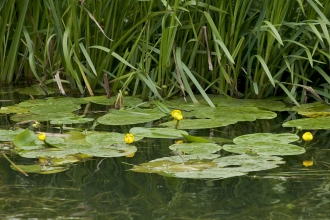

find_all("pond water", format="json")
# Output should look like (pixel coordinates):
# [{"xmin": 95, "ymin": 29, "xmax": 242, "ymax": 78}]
[{"xmin": 1, "ymin": 87, "xmax": 330, "ymax": 219}]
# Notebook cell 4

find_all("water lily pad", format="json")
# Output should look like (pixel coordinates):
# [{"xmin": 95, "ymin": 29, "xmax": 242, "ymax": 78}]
[
  {"xmin": 86, "ymin": 132, "xmax": 143, "ymax": 145},
  {"xmin": 169, "ymin": 142, "xmax": 222, "ymax": 154},
  {"xmin": 129, "ymin": 127, "xmax": 188, "ymax": 139},
  {"xmin": 213, "ymin": 154, "xmax": 285, "ymax": 172},
  {"xmin": 97, "ymin": 108, "xmax": 166, "ymax": 125},
  {"xmin": 10, "ymin": 112, "xmax": 76, "ymax": 122},
  {"xmin": 233, "ymin": 133, "xmax": 300, "ymax": 145},
  {"xmin": 131, "ymin": 154, "xmax": 285, "ymax": 179},
  {"xmin": 0, "ymin": 105, "xmax": 29, "ymax": 114},
  {"xmin": 83, "ymin": 143, "xmax": 137, "ymax": 158},
  {"xmin": 10, "ymin": 164, "xmax": 68, "ymax": 174},
  {"xmin": 181, "ymin": 134, "xmax": 211, "ymax": 143},
  {"xmin": 29, "ymin": 99, "xmax": 80, "ymax": 114},
  {"xmin": 81, "ymin": 95, "xmax": 144, "ymax": 106},
  {"xmin": 198, "ymin": 106, "xmax": 277, "ymax": 121},
  {"xmin": 0, "ymin": 129, "xmax": 24, "ymax": 141},
  {"xmin": 223, "ymin": 143, "xmax": 305, "ymax": 156},
  {"xmin": 223, "ymin": 133, "xmax": 303, "ymax": 156},
  {"xmin": 18, "ymin": 85, "xmax": 55, "ymax": 96},
  {"xmin": 282, "ymin": 117, "xmax": 330, "ymax": 130},
  {"xmin": 50, "ymin": 116, "xmax": 94, "ymax": 125},
  {"xmin": 292, "ymin": 102, "xmax": 330, "ymax": 117},
  {"xmin": 166, "ymin": 95, "xmax": 287, "ymax": 111},
  {"xmin": 160, "ymin": 118, "xmax": 237, "ymax": 129}
]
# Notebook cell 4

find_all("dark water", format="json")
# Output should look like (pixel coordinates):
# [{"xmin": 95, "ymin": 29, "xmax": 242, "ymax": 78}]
[{"xmin": 1, "ymin": 87, "xmax": 330, "ymax": 219}]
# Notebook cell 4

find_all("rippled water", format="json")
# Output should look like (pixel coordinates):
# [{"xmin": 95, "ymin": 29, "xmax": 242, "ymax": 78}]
[{"xmin": 1, "ymin": 87, "xmax": 330, "ymax": 219}]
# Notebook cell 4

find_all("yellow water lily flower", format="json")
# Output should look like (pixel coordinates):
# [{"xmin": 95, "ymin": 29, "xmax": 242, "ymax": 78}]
[
  {"xmin": 302, "ymin": 132, "xmax": 313, "ymax": 141},
  {"xmin": 38, "ymin": 132, "xmax": 46, "ymax": 141},
  {"xmin": 303, "ymin": 160, "xmax": 313, "ymax": 167},
  {"xmin": 171, "ymin": 110, "xmax": 183, "ymax": 121},
  {"xmin": 124, "ymin": 133, "xmax": 134, "ymax": 144},
  {"xmin": 126, "ymin": 153, "xmax": 135, "ymax": 158}
]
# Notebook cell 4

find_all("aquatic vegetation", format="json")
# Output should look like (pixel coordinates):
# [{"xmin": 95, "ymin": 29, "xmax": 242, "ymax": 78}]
[{"xmin": 0, "ymin": 96, "xmax": 324, "ymax": 179}]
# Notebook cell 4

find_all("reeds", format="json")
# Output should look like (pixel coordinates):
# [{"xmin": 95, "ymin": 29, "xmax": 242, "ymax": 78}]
[{"xmin": 0, "ymin": 0, "xmax": 330, "ymax": 105}]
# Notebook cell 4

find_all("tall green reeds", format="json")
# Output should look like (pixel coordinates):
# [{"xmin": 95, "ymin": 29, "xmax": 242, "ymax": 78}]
[{"xmin": 0, "ymin": 0, "xmax": 330, "ymax": 106}]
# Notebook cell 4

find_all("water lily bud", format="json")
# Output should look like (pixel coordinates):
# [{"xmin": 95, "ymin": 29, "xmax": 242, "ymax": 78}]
[
  {"xmin": 124, "ymin": 133, "xmax": 134, "ymax": 144},
  {"xmin": 296, "ymin": 126, "xmax": 302, "ymax": 131},
  {"xmin": 303, "ymin": 160, "xmax": 313, "ymax": 167},
  {"xmin": 302, "ymin": 132, "xmax": 313, "ymax": 141},
  {"xmin": 171, "ymin": 110, "xmax": 183, "ymax": 121},
  {"xmin": 126, "ymin": 153, "xmax": 135, "ymax": 158},
  {"xmin": 32, "ymin": 121, "xmax": 41, "ymax": 128},
  {"xmin": 38, "ymin": 132, "xmax": 46, "ymax": 141}
]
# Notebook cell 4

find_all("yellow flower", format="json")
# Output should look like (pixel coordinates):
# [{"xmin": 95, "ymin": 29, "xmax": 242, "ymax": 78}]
[
  {"xmin": 38, "ymin": 132, "xmax": 46, "ymax": 141},
  {"xmin": 171, "ymin": 110, "xmax": 183, "ymax": 121},
  {"xmin": 124, "ymin": 133, "xmax": 134, "ymax": 144},
  {"xmin": 303, "ymin": 160, "xmax": 313, "ymax": 167},
  {"xmin": 175, "ymin": 139, "xmax": 184, "ymax": 144},
  {"xmin": 126, "ymin": 153, "xmax": 135, "ymax": 158},
  {"xmin": 302, "ymin": 132, "xmax": 313, "ymax": 141}
]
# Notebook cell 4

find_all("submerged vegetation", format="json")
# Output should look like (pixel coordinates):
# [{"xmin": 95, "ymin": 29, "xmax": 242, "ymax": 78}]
[{"xmin": 0, "ymin": 0, "xmax": 330, "ymax": 105}]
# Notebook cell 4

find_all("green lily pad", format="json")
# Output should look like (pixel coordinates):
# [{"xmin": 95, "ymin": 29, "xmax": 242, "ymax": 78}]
[
  {"xmin": 233, "ymin": 133, "xmax": 300, "ymax": 145},
  {"xmin": 0, "ymin": 129, "xmax": 24, "ymax": 141},
  {"xmin": 81, "ymin": 95, "xmax": 144, "ymax": 106},
  {"xmin": 165, "ymin": 95, "xmax": 286, "ymax": 111},
  {"xmin": 292, "ymin": 102, "xmax": 330, "ymax": 117},
  {"xmin": 223, "ymin": 143, "xmax": 305, "ymax": 156},
  {"xmin": 160, "ymin": 118, "xmax": 237, "ymax": 129},
  {"xmin": 131, "ymin": 154, "xmax": 285, "ymax": 179},
  {"xmin": 97, "ymin": 108, "xmax": 166, "ymax": 125},
  {"xmin": 282, "ymin": 117, "xmax": 330, "ymax": 130},
  {"xmin": 181, "ymin": 134, "xmax": 211, "ymax": 143},
  {"xmin": 18, "ymin": 85, "xmax": 55, "ymax": 96},
  {"xmin": 0, "ymin": 105, "xmax": 29, "ymax": 114},
  {"xmin": 50, "ymin": 116, "xmax": 94, "ymax": 125},
  {"xmin": 169, "ymin": 142, "xmax": 222, "ymax": 154},
  {"xmin": 129, "ymin": 127, "xmax": 188, "ymax": 139},
  {"xmin": 223, "ymin": 133, "xmax": 303, "ymax": 156},
  {"xmin": 29, "ymin": 99, "xmax": 81, "ymax": 114},
  {"xmin": 198, "ymin": 106, "xmax": 277, "ymax": 121},
  {"xmin": 83, "ymin": 143, "xmax": 137, "ymax": 158},
  {"xmin": 10, "ymin": 164, "xmax": 68, "ymax": 174},
  {"xmin": 10, "ymin": 112, "xmax": 76, "ymax": 122},
  {"xmin": 85, "ymin": 132, "xmax": 143, "ymax": 145}
]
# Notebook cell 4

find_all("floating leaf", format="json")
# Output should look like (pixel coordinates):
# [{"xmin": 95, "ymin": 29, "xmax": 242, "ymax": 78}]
[
  {"xmin": 97, "ymin": 108, "xmax": 166, "ymax": 125},
  {"xmin": 166, "ymin": 95, "xmax": 287, "ymax": 111},
  {"xmin": 282, "ymin": 117, "xmax": 330, "ymax": 130},
  {"xmin": 18, "ymin": 85, "xmax": 55, "ymax": 96},
  {"xmin": 13, "ymin": 129, "xmax": 37, "ymax": 149},
  {"xmin": 0, "ymin": 129, "xmax": 24, "ymax": 141},
  {"xmin": 223, "ymin": 133, "xmax": 303, "ymax": 156},
  {"xmin": 160, "ymin": 118, "xmax": 237, "ymax": 129},
  {"xmin": 129, "ymin": 127, "xmax": 188, "ymax": 139},
  {"xmin": 181, "ymin": 134, "xmax": 211, "ymax": 143},
  {"xmin": 131, "ymin": 154, "xmax": 285, "ymax": 179},
  {"xmin": 233, "ymin": 133, "xmax": 300, "ymax": 145},
  {"xmin": 10, "ymin": 164, "xmax": 68, "ymax": 174},
  {"xmin": 83, "ymin": 143, "xmax": 137, "ymax": 158},
  {"xmin": 81, "ymin": 95, "xmax": 144, "ymax": 107},
  {"xmin": 50, "ymin": 116, "xmax": 94, "ymax": 124},
  {"xmin": 292, "ymin": 102, "xmax": 330, "ymax": 117},
  {"xmin": 223, "ymin": 143, "xmax": 305, "ymax": 156},
  {"xmin": 0, "ymin": 106, "xmax": 29, "ymax": 114},
  {"xmin": 169, "ymin": 142, "xmax": 221, "ymax": 154},
  {"xmin": 86, "ymin": 132, "xmax": 143, "ymax": 145}
]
